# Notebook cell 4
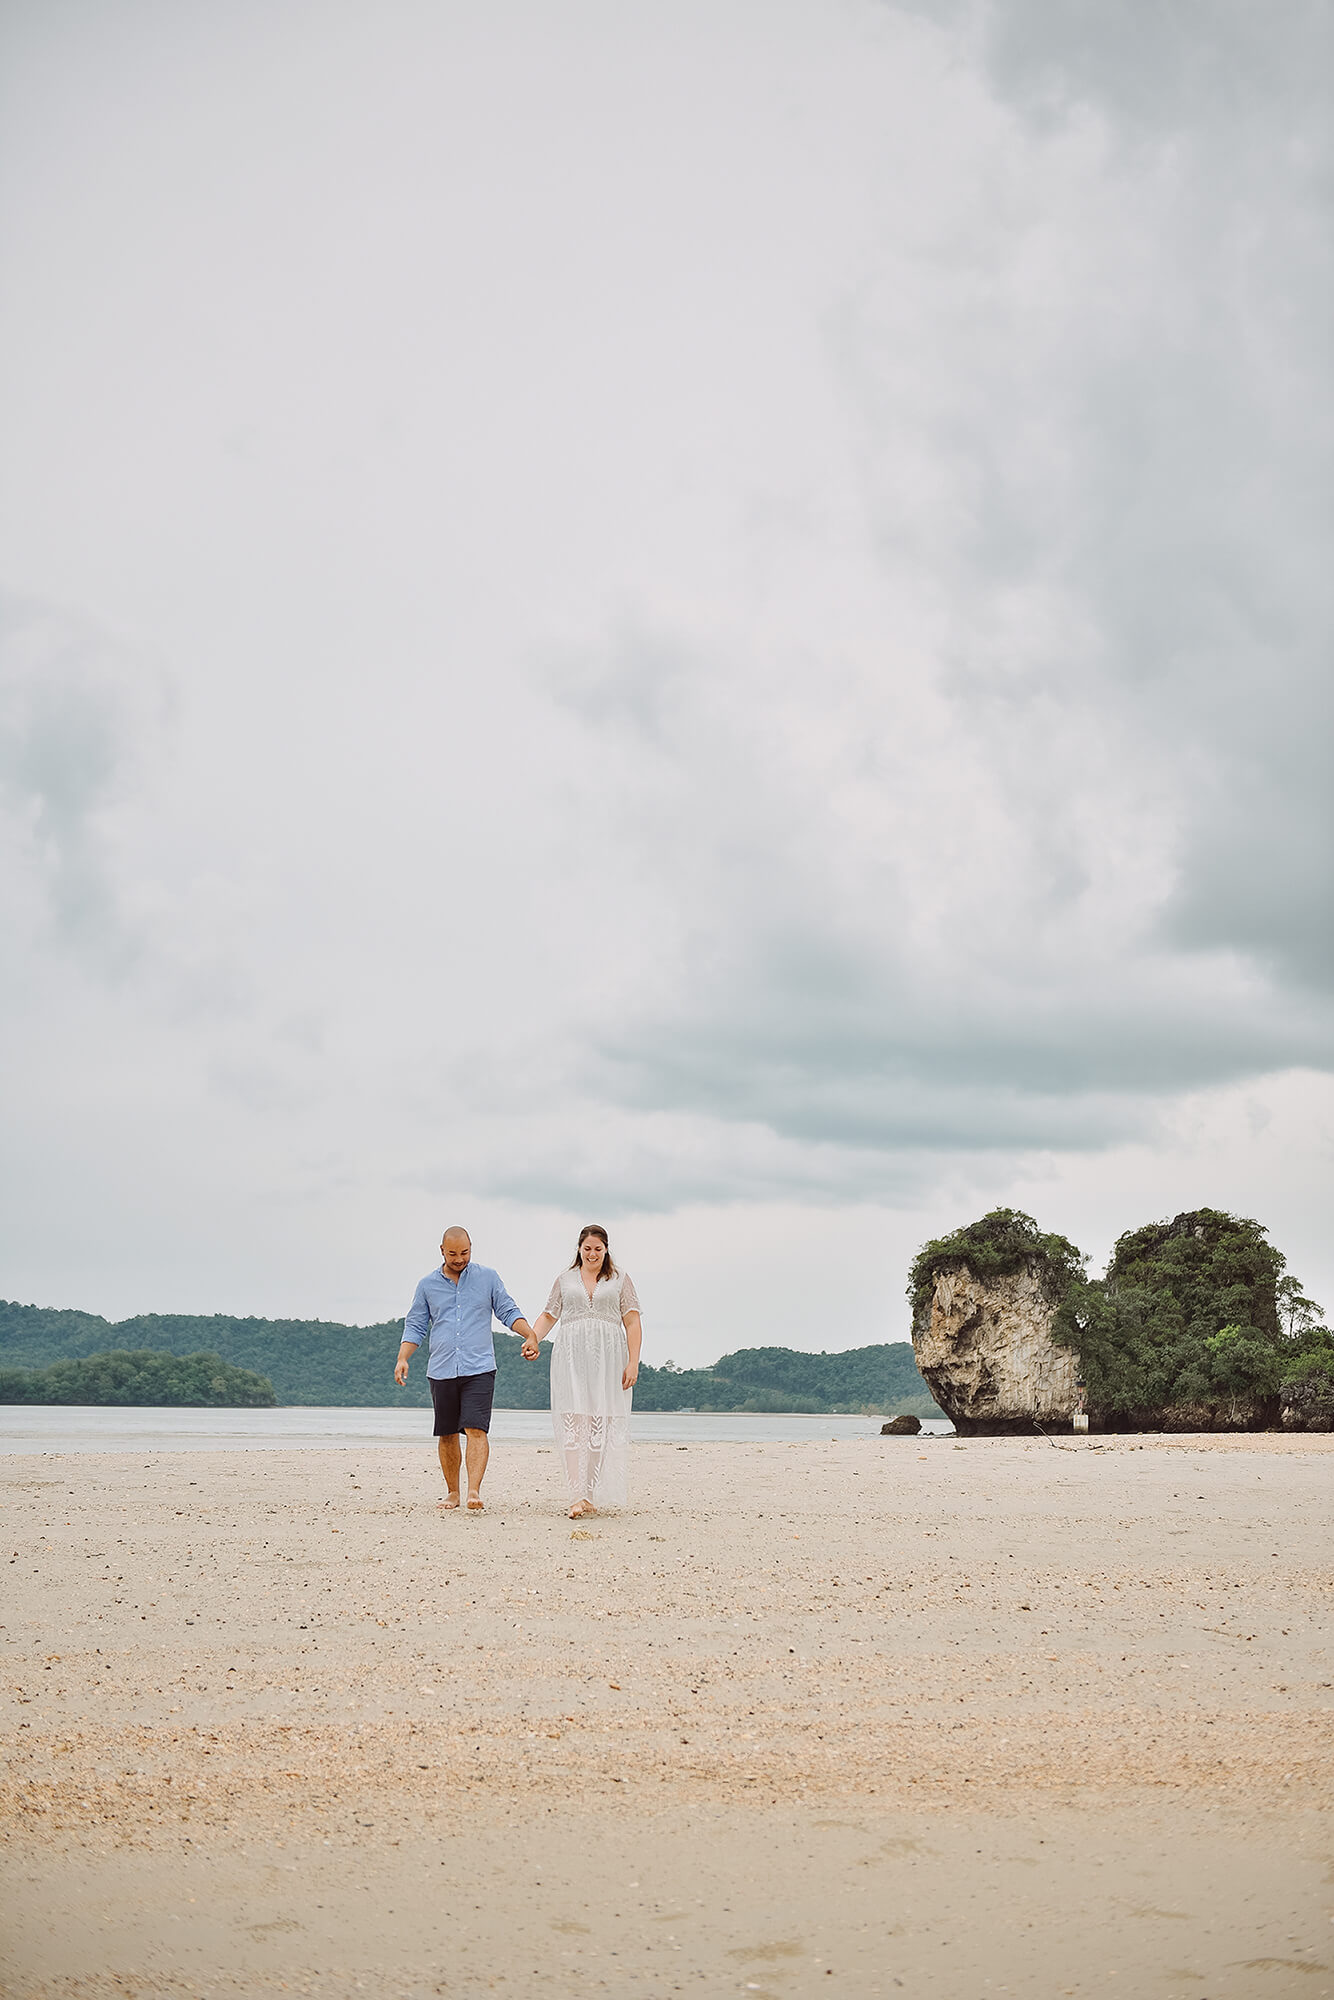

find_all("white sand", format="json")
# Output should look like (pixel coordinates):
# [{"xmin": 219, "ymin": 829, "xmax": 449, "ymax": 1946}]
[{"xmin": 2, "ymin": 1433, "xmax": 1331, "ymax": 1997}]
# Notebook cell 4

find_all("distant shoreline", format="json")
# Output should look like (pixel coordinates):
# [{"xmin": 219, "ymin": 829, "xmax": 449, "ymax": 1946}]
[{"xmin": 0, "ymin": 1406, "xmax": 957, "ymax": 1453}]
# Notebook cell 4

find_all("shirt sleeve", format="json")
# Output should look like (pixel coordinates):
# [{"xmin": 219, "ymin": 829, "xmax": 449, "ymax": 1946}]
[
  {"xmin": 490, "ymin": 1272, "xmax": 525, "ymax": 1331},
  {"xmin": 544, "ymin": 1277, "xmax": 564, "ymax": 1322},
  {"xmin": 619, "ymin": 1271, "xmax": 641, "ymax": 1317},
  {"xmin": 402, "ymin": 1281, "xmax": 430, "ymax": 1350}
]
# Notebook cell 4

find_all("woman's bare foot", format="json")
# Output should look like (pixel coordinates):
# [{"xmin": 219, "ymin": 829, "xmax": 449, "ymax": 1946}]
[
  {"xmin": 438, "ymin": 1493, "xmax": 460, "ymax": 1511},
  {"xmin": 568, "ymin": 1500, "xmax": 598, "ymax": 1518}
]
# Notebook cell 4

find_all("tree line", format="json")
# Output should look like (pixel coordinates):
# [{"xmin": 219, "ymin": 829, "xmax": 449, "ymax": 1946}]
[
  {"xmin": 0, "ymin": 1349, "xmax": 276, "ymax": 1407},
  {"xmin": 0, "ymin": 1301, "xmax": 938, "ymax": 1414}
]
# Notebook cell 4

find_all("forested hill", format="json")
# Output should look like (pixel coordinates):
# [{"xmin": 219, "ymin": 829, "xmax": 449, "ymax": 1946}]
[{"xmin": 0, "ymin": 1301, "xmax": 938, "ymax": 1416}]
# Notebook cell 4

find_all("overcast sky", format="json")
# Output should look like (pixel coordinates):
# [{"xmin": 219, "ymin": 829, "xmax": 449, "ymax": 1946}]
[{"xmin": 2, "ymin": 0, "xmax": 1330, "ymax": 1364}]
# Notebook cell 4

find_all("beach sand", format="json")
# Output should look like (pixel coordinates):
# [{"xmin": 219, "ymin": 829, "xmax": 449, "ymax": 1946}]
[{"xmin": 2, "ymin": 1433, "xmax": 1331, "ymax": 1998}]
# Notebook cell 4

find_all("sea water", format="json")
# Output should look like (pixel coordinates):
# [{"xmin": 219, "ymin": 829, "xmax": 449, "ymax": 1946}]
[{"xmin": 0, "ymin": 1406, "xmax": 953, "ymax": 1453}]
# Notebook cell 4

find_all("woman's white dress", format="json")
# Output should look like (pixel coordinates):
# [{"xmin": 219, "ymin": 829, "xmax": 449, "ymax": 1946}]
[{"xmin": 543, "ymin": 1267, "xmax": 640, "ymax": 1507}]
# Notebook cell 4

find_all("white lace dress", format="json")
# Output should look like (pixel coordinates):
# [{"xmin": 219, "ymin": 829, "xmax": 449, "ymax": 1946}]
[{"xmin": 543, "ymin": 1267, "xmax": 640, "ymax": 1507}]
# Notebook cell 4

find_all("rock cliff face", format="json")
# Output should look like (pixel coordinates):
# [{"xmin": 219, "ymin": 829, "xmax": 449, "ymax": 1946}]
[
  {"xmin": 1280, "ymin": 1378, "xmax": 1334, "ymax": 1432},
  {"xmin": 1154, "ymin": 1396, "xmax": 1277, "ymax": 1432},
  {"xmin": 911, "ymin": 1259, "xmax": 1078, "ymax": 1435}
]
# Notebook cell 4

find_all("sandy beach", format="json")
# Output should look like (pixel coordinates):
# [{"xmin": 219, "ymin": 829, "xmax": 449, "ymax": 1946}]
[{"xmin": 2, "ymin": 1432, "xmax": 1332, "ymax": 1998}]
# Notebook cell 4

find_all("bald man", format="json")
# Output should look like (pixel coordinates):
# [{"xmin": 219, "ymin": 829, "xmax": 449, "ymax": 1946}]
[{"xmin": 395, "ymin": 1227, "xmax": 535, "ymax": 1512}]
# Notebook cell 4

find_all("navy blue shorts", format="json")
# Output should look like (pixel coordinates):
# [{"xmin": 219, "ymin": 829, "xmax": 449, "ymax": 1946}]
[{"xmin": 429, "ymin": 1371, "xmax": 497, "ymax": 1436}]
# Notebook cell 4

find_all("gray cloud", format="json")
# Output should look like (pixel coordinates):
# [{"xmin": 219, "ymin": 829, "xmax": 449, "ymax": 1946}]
[
  {"xmin": 969, "ymin": 0, "xmax": 1329, "ymax": 136},
  {"xmin": 899, "ymin": 0, "xmax": 1334, "ymax": 998},
  {"xmin": 0, "ymin": 596, "xmax": 168, "ymax": 974},
  {"xmin": 515, "ymin": 0, "xmax": 1334, "ymax": 1176}
]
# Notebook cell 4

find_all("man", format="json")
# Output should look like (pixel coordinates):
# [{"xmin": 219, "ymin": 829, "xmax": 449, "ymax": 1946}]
[{"xmin": 394, "ymin": 1227, "xmax": 535, "ymax": 1513}]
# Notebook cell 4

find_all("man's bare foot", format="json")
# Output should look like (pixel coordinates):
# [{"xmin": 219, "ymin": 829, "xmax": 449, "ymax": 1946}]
[
  {"xmin": 439, "ymin": 1493, "xmax": 460, "ymax": 1511},
  {"xmin": 466, "ymin": 1493, "xmax": 485, "ymax": 1512}
]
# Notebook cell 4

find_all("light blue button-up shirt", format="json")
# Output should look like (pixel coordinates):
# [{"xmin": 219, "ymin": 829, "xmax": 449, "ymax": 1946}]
[{"xmin": 402, "ymin": 1262, "xmax": 525, "ymax": 1379}]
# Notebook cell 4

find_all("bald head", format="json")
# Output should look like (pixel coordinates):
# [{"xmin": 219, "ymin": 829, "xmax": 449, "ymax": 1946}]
[{"xmin": 440, "ymin": 1227, "xmax": 472, "ymax": 1278}]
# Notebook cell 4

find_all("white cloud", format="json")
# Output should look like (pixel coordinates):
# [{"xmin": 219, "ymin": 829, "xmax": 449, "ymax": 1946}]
[{"xmin": 0, "ymin": 0, "xmax": 1329, "ymax": 1348}]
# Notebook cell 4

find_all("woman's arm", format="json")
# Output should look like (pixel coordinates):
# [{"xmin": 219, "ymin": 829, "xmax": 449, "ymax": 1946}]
[
  {"xmin": 622, "ymin": 1308, "xmax": 642, "ymax": 1389},
  {"xmin": 522, "ymin": 1312, "xmax": 555, "ymax": 1359}
]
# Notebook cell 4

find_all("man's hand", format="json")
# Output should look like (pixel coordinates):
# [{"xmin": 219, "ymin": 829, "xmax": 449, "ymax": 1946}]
[
  {"xmin": 521, "ymin": 1338, "xmax": 539, "ymax": 1360},
  {"xmin": 394, "ymin": 1355, "xmax": 410, "ymax": 1386}
]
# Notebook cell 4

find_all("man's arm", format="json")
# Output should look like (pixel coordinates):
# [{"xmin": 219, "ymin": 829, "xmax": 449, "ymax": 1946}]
[
  {"xmin": 490, "ymin": 1272, "xmax": 533, "ymax": 1348},
  {"xmin": 395, "ymin": 1283, "xmax": 430, "ymax": 1386}
]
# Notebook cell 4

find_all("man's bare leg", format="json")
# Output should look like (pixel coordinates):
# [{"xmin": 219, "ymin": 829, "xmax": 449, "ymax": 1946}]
[
  {"xmin": 437, "ymin": 1434, "xmax": 462, "ymax": 1509},
  {"xmin": 465, "ymin": 1428, "xmax": 489, "ymax": 1510}
]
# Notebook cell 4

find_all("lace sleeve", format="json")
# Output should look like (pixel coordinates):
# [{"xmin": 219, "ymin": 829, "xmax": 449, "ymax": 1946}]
[
  {"xmin": 544, "ymin": 1277, "xmax": 564, "ymax": 1322},
  {"xmin": 619, "ymin": 1271, "xmax": 641, "ymax": 1317}
]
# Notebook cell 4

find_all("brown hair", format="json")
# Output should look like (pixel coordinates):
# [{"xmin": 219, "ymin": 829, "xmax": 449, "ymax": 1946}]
[{"xmin": 570, "ymin": 1224, "xmax": 616, "ymax": 1280}]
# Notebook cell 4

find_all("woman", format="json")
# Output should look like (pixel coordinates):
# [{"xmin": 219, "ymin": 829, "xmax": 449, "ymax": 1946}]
[{"xmin": 523, "ymin": 1225, "xmax": 642, "ymax": 1517}]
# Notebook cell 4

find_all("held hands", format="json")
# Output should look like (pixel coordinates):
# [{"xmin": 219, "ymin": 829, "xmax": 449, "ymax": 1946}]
[{"xmin": 521, "ymin": 1338, "xmax": 540, "ymax": 1360}]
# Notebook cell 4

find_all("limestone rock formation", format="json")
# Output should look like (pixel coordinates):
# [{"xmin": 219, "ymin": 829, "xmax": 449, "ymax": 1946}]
[
  {"xmin": 911, "ymin": 1259, "xmax": 1078, "ymax": 1435},
  {"xmin": 1158, "ymin": 1396, "xmax": 1276, "ymax": 1432},
  {"xmin": 880, "ymin": 1414, "xmax": 921, "ymax": 1436}
]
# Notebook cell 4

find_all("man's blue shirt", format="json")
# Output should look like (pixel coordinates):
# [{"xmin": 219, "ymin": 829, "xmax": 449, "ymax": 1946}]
[{"xmin": 402, "ymin": 1263, "xmax": 525, "ymax": 1379}]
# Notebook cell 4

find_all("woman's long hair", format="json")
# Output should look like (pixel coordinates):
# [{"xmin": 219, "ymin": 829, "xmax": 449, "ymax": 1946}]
[{"xmin": 570, "ymin": 1224, "xmax": 617, "ymax": 1281}]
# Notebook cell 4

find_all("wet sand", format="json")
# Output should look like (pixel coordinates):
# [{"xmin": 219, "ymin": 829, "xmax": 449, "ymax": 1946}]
[{"xmin": 2, "ymin": 1434, "xmax": 1331, "ymax": 1997}]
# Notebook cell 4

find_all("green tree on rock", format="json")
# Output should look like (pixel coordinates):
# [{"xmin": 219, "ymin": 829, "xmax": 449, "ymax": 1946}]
[
  {"xmin": 908, "ymin": 1208, "xmax": 1087, "ymax": 1328},
  {"xmin": 1053, "ymin": 1209, "xmax": 1322, "ymax": 1427}
]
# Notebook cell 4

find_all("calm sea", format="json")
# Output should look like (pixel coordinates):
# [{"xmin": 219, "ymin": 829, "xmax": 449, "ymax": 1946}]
[{"xmin": 0, "ymin": 1406, "xmax": 953, "ymax": 1454}]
